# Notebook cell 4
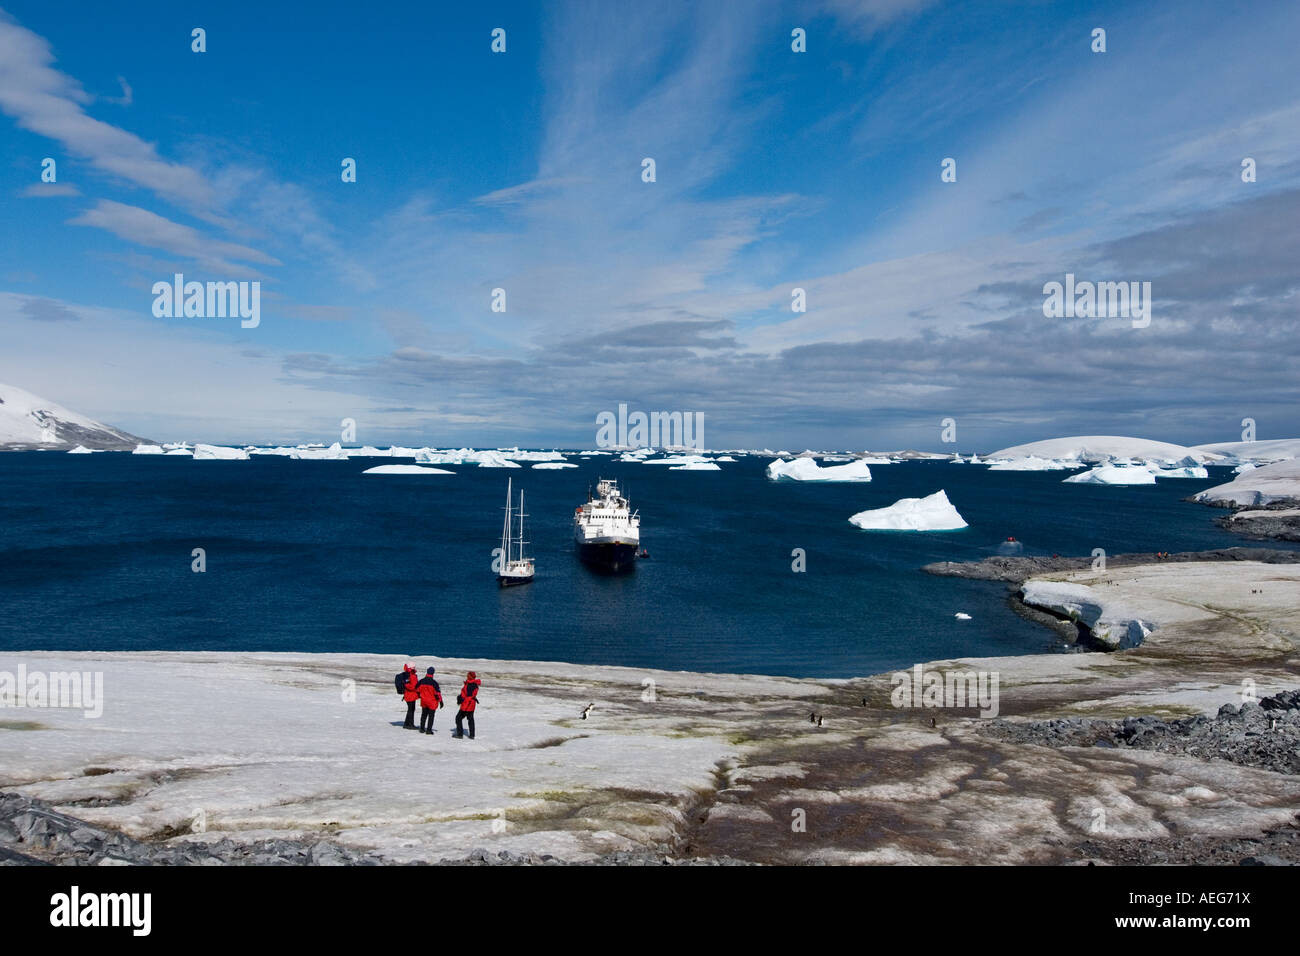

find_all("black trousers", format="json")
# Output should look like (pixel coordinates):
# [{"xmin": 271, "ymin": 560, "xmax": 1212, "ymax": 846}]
[
  {"xmin": 420, "ymin": 705, "xmax": 437, "ymax": 732},
  {"xmin": 404, "ymin": 700, "xmax": 416, "ymax": 727},
  {"xmin": 455, "ymin": 709, "xmax": 475, "ymax": 738}
]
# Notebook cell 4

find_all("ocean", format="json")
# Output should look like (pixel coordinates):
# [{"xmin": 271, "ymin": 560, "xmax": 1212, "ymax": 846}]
[{"xmin": 0, "ymin": 453, "xmax": 1280, "ymax": 678}]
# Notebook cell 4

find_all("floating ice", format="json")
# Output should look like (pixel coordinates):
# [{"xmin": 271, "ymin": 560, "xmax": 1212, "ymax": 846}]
[
  {"xmin": 986, "ymin": 456, "xmax": 1083, "ymax": 471},
  {"xmin": 132, "ymin": 444, "xmax": 165, "ymax": 455},
  {"xmin": 532, "ymin": 462, "xmax": 577, "ymax": 469},
  {"xmin": 954, "ymin": 613, "xmax": 972, "ymax": 620},
  {"xmin": 193, "ymin": 444, "xmax": 250, "ymax": 460},
  {"xmin": 766, "ymin": 458, "xmax": 872, "ymax": 482},
  {"xmin": 848, "ymin": 490, "xmax": 967, "ymax": 531},
  {"xmin": 362, "ymin": 464, "xmax": 453, "ymax": 475},
  {"xmin": 670, "ymin": 462, "xmax": 721, "ymax": 471},
  {"xmin": 1062, "ymin": 464, "xmax": 1156, "ymax": 485}
]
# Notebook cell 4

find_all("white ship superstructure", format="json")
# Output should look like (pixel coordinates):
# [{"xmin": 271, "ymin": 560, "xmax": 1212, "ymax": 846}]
[{"xmin": 573, "ymin": 478, "xmax": 640, "ymax": 572}]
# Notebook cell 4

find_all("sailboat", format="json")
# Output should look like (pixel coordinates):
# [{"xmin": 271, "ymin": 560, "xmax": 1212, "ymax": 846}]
[{"xmin": 496, "ymin": 477, "xmax": 535, "ymax": 586}]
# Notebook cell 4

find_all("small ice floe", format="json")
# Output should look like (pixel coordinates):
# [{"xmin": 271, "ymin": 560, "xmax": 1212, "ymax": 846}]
[
  {"xmin": 954, "ymin": 612, "xmax": 972, "ymax": 620},
  {"xmin": 362, "ymin": 464, "xmax": 453, "ymax": 475},
  {"xmin": 848, "ymin": 490, "xmax": 967, "ymax": 531},
  {"xmin": 532, "ymin": 462, "xmax": 577, "ymax": 469},
  {"xmin": 670, "ymin": 462, "xmax": 721, "ymax": 470},
  {"xmin": 67, "ymin": 445, "xmax": 95, "ymax": 454}
]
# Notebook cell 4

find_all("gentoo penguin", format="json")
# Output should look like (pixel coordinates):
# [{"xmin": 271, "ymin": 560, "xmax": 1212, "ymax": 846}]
[
  {"xmin": 816, "ymin": 716, "xmax": 824, "ymax": 727},
  {"xmin": 580, "ymin": 703, "xmax": 595, "ymax": 720}
]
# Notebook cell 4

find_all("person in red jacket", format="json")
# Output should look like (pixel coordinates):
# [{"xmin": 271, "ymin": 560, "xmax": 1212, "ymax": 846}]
[
  {"xmin": 451, "ymin": 671, "xmax": 481, "ymax": 740},
  {"xmin": 401, "ymin": 664, "xmax": 419, "ymax": 729},
  {"xmin": 416, "ymin": 667, "xmax": 443, "ymax": 734}
]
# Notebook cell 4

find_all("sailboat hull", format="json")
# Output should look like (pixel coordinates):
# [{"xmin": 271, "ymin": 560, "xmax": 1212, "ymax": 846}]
[{"xmin": 496, "ymin": 573, "xmax": 534, "ymax": 587}]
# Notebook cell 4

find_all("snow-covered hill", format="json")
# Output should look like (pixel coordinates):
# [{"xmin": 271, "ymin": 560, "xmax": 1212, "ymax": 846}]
[
  {"xmin": 988, "ymin": 435, "xmax": 1221, "ymax": 464},
  {"xmin": 0, "ymin": 383, "xmax": 148, "ymax": 450},
  {"xmin": 1191, "ymin": 438, "xmax": 1300, "ymax": 462}
]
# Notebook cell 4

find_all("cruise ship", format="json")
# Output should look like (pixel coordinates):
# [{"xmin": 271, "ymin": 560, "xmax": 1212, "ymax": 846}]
[{"xmin": 573, "ymin": 478, "xmax": 640, "ymax": 572}]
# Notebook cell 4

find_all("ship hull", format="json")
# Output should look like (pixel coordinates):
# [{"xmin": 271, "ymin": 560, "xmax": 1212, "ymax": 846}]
[
  {"xmin": 497, "ymin": 573, "xmax": 534, "ymax": 587},
  {"xmin": 576, "ymin": 540, "xmax": 639, "ymax": 573}
]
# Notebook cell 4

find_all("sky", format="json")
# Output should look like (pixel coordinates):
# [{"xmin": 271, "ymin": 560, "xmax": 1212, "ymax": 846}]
[{"xmin": 1, "ymin": 0, "xmax": 1298, "ymax": 450}]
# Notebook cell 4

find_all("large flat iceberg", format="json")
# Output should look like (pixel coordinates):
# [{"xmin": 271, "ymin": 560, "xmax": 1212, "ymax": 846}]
[
  {"xmin": 362, "ymin": 464, "xmax": 453, "ymax": 476},
  {"xmin": 848, "ymin": 490, "xmax": 967, "ymax": 531},
  {"xmin": 1062, "ymin": 464, "xmax": 1156, "ymax": 485},
  {"xmin": 193, "ymin": 444, "xmax": 249, "ymax": 460},
  {"xmin": 767, "ymin": 458, "xmax": 872, "ymax": 482}
]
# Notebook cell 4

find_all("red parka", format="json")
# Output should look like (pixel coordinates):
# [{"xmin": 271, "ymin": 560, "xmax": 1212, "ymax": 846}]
[{"xmin": 458, "ymin": 673, "xmax": 481, "ymax": 712}]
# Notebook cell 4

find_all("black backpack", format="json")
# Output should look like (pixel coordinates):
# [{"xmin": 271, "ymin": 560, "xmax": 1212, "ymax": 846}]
[{"xmin": 394, "ymin": 672, "xmax": 408, "ymax": 695}]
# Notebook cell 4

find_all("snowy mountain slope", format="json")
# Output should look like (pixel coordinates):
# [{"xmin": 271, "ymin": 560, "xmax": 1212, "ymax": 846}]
[
  {"xmin": 988, "ymin": 435, "xmax": 1222, "ymax": 464},
  {"xmin": 0, "ymin": 383, "xmax": 149, "ymax": 450}
]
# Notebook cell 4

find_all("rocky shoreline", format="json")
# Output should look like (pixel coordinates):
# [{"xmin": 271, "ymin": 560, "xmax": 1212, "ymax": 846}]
[
  {"xmin": 1215, "ymin": 504, "xmax": 1300, "ymax": 543},
  {"xmin": 922, "ymin": 546, "xmax": 1300, "ymax": 583}
]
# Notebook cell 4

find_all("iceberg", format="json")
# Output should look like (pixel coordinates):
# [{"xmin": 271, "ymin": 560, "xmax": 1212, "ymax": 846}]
[
  {"xmin": 344, "ymin": 446, "xmax": 391, "ymax": 458},
  {"xmin": 362, "ymin": 464, "xmax": 453, "ymax": 475},
  {"xmin": 132, "ymin": 444, "xmax": 166, "ymax": 455},
  {"xmin": 66, "ymin": 445, "xmax": 95, "ymax": 454},
  {"xmin": 1062, "ymin": 464, "xmax": 1156, "ymax": 485},
  {"xmin": 1151, "ymin": 465, "xmax": 1208, "ymax": 479},
  {"xmin": 848, "ymin": 490, "xmax": 967, "ymax": 531},
  {"xmin": 766, "ymin": 458, "xmax": 872, "ymax": 482},
  {"xmin": 954, "ymin": 613, "xmax": 972, "ymax": 620},
  {"xmin": 475, "ymin": 450, "xmax": 522, "ymax": 468},
  {"xmin": 532, "ymin": 462, "xmax": 577, "ymax": 469},
  {"xmin": 296, "ymin": 442, "xmax": 348, "ymax": 460},
  {"xmin": 670, "ymin": 462, "xmax": 721, "ymax": 471},
  {"xmin": 986, "ymin": 456, "xmax": 1082, "ymax": 471},
  {"xmin": 642, "ymin": 454, "xmax": 711, "ymax": 466},
  {"xmin": 193, "ymin": 444, "xmax": 250, "ymax": 460}
]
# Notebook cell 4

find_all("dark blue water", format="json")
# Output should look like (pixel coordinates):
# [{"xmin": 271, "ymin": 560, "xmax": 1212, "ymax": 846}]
[{"xmin": 0, "ymin": 453, "xmax": 1278, "ymax": 677}]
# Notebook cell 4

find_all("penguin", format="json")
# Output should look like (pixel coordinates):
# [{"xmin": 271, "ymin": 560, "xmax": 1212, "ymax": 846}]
[
  {"xmin": 809, "ymin": 712, "xmax": 816, "ymax": 723},
  {"xmin": 816, "ymin": 716, "xmax": 824, "ymax": 727},
  {"xmin": 860, "ymin": 697, "xmax": 867, "ymax": 707},
  {"xmin": 580, "ymin": 703, "xmax": 595, "ymax": 720}
]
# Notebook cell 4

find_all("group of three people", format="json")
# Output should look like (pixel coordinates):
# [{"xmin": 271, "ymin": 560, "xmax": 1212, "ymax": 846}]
[{"xmin": 399, "ymin": 665, "xmax": 481, "ymax": 738}]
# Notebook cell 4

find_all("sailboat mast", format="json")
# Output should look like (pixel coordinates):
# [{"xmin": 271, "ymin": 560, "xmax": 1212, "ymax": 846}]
[{"xmin": 502, "ymin": 478, "xmax": 512, "ymax": 564}]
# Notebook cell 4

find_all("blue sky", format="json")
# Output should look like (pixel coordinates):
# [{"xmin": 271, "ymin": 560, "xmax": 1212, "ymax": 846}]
[{"xmin": 2, "ymin": 0, "xmax": 1298, "ymax": 449}]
